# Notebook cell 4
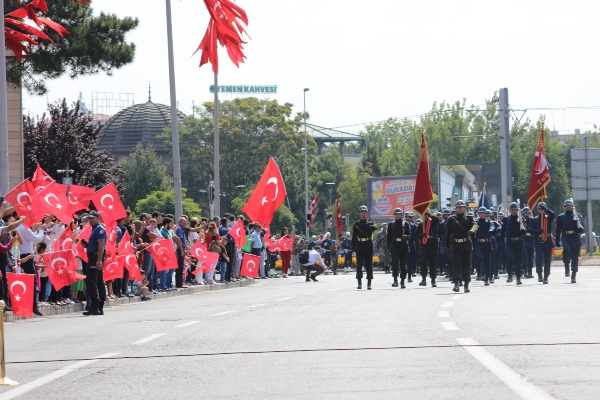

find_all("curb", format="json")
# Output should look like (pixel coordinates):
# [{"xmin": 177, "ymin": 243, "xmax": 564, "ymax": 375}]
[{"xmin": 3, "ymin": 279, "xmax": 256, "ymax": 322}]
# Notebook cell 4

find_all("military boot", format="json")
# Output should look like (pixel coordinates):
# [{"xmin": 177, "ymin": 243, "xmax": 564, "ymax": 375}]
[
  {"xmin": 367, "ymin": 279, "xmax": 372, "ymax": 290},
  {"xmin": 83, "ymin": 299, "xmax": 99, "ymax": 316},
  {"xmin": 400, "ymin": 279, "xmax": 406, "ymax": 289},
  {"xmin": 516, "ymin": 276, "xmax": 522, "ymax": 285},
  {"xmin": 543, "ymin": 274, "xmax": 549, "ymax": 284},
  {"xmin": 565, "ymin": 265, "xmax": 570, "ymax": 277},
  {"xmin": 464, "ymin": 282, "xmax": 470, "ymax": 293},
  {"xmin": 507, "ymin": 274, "xmax": 513, "ymax": 283},
  {"xmin": 571, "ymin": 272, "xmax": 577, "ymax": 284},
  {"xmin": 419, "ymin": 278, "xmax": 426, "ymax": 286},
  {"xmin": 431, "ymin": 278, "xmax": 437, "ymax": 288},
  {"xmin": 484, "ymin": 277, "xmax": 489, "ymax": 286},
  {"xmin": 357, "ymin": 279, "xmax": 362, "ymax": 290},
  {"xmin": 392, "ymin": 277, "xmax": 398, "ymax": 287},
  {"xmin": 453, "ymin": 279, "xmax": 460, "ymax": 292},
  {"xmin": 537, "ymin": 273, "xmax": 543, "ymax": 282},
  {"xmin": 98, "ymin": 300, "xmax": 105, "ymax": 315}
]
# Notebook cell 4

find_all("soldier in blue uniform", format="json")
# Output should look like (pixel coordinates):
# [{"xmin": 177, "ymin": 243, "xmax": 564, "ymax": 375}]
[
  {"xmin": 405, "ymin": 212, "xmax": 417, "ymax": 282},
  {"xmin": 473, "ymin": 207, "xmax": 494, "ymax": 286},
  {"xmin": 530, "ymin": 202, "xmax": 555, "ymax": 284},
  {"xmin": 502, "ymin": 202, "xmax": 526, "ymax": 285},
  {"xmin": 556, "ymin": 199, "xmax": 585, "ymax": 283},
  {"xmin": 438, "ymin": 209, "xmax": 451, "ymax": 278},
  {"xmin": 83, "ymin": 210, "xmax": 107, "ymax": 316},
  {"xmin": 521, "ymin": 207, "xmax": 535, "ymax": 279}
]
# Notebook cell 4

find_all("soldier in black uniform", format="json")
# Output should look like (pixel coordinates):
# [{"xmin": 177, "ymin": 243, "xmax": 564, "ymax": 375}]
[
  {"xmin": 415, "ymin": 210, "xmax": 439, "ymax": 287},
  {"xmin": 522, "ymin": 207, "xmax": 535, "ymax": 279},
  {"xmin": 352, "ymin": 205, "xmax": 378, "ymax": 290},
  {"xmin": 530, "ymin": 202, "xmax": 555, "ymax": 284},
  {"xmin": 502, "ymin": 202, "xmax": 526, "ymax": 285},
  {"xmin": 444, "ymin": 200, "xmax": 477, "ymax": 293},
  {"xmin": 473, "ymin": 207, "xmax": 493, "ymax": 286},
  {"xmin": 387, "ymin": 208, "xmax": 411, "ymax": 288},
  {"xmin": 556, "ymin": 199, "xmax": 585, "ymax": 283}
]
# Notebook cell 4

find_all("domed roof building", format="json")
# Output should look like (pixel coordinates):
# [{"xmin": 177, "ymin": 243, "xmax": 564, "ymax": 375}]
[{"xmin": 97, "ymin": 93, "xmax": 185, "ymax": 162}]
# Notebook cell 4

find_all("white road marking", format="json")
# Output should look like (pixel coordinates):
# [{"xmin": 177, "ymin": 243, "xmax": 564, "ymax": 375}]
[
  {"xmin": 457, "ymin": 338, "xmax": 554, "ymax": 400},
  {"xmin": 0, "ymin": 353, "xmax": 119, "ymax": 400},
  {"xmin": 175, "ymin": 321, "xmax": 200, "ymax": 328},
  {"xmin": 212, "ymin": 310, "xmax": 236, "ymax": 316},
  {"xmin": 450, "ymin": 295, "xmax": 463, "ymax": 300},
  {"xmin": 305, "ymin": 293, "xmax": 313, "ymax": 295},
  {"xmin": 441, "ymin": 302, "xmax": 454, "ymax": 308},
  {"xmin": 438, "ymin": 310, "xmax": 451, "ymax": 318},
  {"xmin": 277, "ymin": 297, "xmax": 294, "ymax": 301},
  {"xmin": 328, "ymin": 288, "xmax": 343, "ymax": 291},
  {"xmin": 440, "ymin": 321, "xmax": 460, "ymax": 330},
  {"xmin": 132, "ymin": 333, "xmax": 167, "ymax": 344},
  {"xmin": 248, "ymin": 304, "xmax": 266, "ymax": 308}
]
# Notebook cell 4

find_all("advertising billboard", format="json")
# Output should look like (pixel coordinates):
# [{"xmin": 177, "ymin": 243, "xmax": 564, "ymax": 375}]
[
  {"xmin": 366, "ymin": 176, "xmax": 416, "ymax": 220},
  {"xmin": 438, "ymin": 163, "xmax": 502, "ymax": 210}
]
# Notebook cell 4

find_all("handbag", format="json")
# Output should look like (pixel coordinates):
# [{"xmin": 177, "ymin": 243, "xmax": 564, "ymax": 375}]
[{"xmin": 209, "ymin": 240, "xmax": 222, "ymax": 253}]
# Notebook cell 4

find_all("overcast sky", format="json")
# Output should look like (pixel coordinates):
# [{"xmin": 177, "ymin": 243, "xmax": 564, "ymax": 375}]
[{"xmin": 22, "ymin": 0, "xmax": 600, "ymax": 135}]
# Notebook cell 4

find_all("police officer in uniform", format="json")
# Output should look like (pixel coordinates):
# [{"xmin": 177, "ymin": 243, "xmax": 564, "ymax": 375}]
[
  {"xmin": 502, "ymin": 202, "xmax": 526, "ymax": 285},
  {"xmin": 445, "ymin": 200, "xmax": 477, "ymax": 293},
  {"xmin": 416, "ymin": 210, "xmax": 440, "ymax": 287},
  {"xmin": 530, "ymin": 202, "xmax": 555, "ymax": 284},
  {"xmin": 556, "ymin": 199, "xmax": 585, "ymax": 283},
  {"xmin": 83, "ymin": 210, "xmax": 107, "ymax": 316},
  {"xmin": 387, "ymin": 208, "xmax": 411, "ymax": 288},
  {"xmin": 521, "ymin": 207, "xmax": 535, "ymax": 279},
  {"xmin": 473, "ymin": 207, "xmax": 493, "ymax": 286},
  {"xmin": 438, "ymin": 209, "xmax": 451, "ymax": 278},
  {"xmin": 352, "ymin": 205, "xmax": 378, "ymax": 290}
]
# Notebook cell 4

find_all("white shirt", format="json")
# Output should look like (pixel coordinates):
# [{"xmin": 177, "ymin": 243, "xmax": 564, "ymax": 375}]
[
  {"xmin": 17, "ymin": 224, "xmax": 45, "ymax": 254},
  {"xmin": 302, "ymin": 249, "xmax": 324, "ymax": 266},
  {"xmin": 189, "ymin": 231, "xmax": 199, "ymax": 245},
  {"xmin": 43, "ymin": 224, "xmax": 66, "ymax": 250}
]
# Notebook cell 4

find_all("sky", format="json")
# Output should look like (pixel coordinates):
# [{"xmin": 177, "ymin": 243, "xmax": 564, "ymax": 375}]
[{"xmin": 22, "ymin": 0, "xmax": 600, "ymax": 135}]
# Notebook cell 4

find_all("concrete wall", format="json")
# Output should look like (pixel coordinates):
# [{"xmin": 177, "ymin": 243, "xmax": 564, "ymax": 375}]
[{"xmin": 6, "ymin": 81, "xmax": 23, "ymax": 190}]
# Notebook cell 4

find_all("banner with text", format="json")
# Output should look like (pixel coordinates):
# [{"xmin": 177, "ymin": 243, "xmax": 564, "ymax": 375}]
[{"xmin": 366, "ymin": 176, "xmax": 416, "ymax": 220}]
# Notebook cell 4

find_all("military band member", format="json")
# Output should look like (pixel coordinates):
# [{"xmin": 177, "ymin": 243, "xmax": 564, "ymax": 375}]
[
  {"xmin": 502, "ymin": 202, "xmax": 526, "ymax": 285},
  {"xmin": 415, "ymin": 210, "xmax": 439, "ymax": 287},
  {"xmin": 445, "ymin": 200, "xmax": 477, "ymax": 293},
  {"xmin": 352, "ymin": 205, "xmax": 378, "ymax": 290},
  {"xmin": 530, "ymin": 202, "xmax": 555, "ymax": 284},
  {"xmin": 387, "ymin": 208, "xmax": 411, "ymax": 288},
  {"xmin": 556, "ymin": 199, "xmax": 585, "ymax": 283}
]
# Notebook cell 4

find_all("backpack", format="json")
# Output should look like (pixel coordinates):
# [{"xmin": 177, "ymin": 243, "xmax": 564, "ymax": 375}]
[{"xmin": 299, "ymin": 249, "xmax": 310, "ymax": 264}]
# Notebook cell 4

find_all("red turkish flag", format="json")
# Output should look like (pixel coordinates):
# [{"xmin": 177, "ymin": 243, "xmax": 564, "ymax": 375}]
[
  {"xmin": 53, "ymin": 226, "xmax": 74, "ymax": 252},
  {"xmin": 31, "ymin": 164, "xmax": 55, "ymax": 193},
  {"xmin": 147, "ymin": 239, "xmax": 178, "ymax": 272},
  {"xmin": 7, "ymin": 273, "xmax": 35, "ymax": 318},
  {"xmin": 528, "ymin": 125, "xmax": 551, "ymax": 209},
  {"xmin": 77, "ymin": 223, "xmax": 92, "ymax": 241},
  {"xmin": 307, "ymin": 194, "xmax": 319, "ymax": 228},
  {"xmin": 75, "ymin": 241, "xmax": 88, "ymax": 262},
  {"xmin": 227, "ymin": 219, "xmax": 247, "ymax": 249},
  {"xmin": 103, "ymin": 256, "xmax": 123, "ymax": 282},
  {"xmin": 267, "ymin": 235, "xmax": 293, "ymax": 252},
  {"xmin": 189, "ymin": 241, "xmax": 220, "ymax": 270},
  {"xmin": 240, "ymin": 254, "xmax": 260, "ymax": 278},
  {"xmin": 104, "ymin": 223, "xmax": 118, "ymax": 258},
  {"xmin": 5, "ymin": 179, "xmax": 36, "ymax": 227},
  {"xmin": 55, "ymin": 183, "xmax": 95, "ymax": 215},
  {"xmin": 43, "ymin": 250, "xmax": 85, "ymax": 291},
  {"xmin": 118, "ymin": 253, "xmax": 142, "ymax": 281},
  {"xmin": 412, "ymin": 134, "xmax": 434, "ymax": 215},
  {"xmin": 242, "ymin": 158, "xmax": 287, "ymax": 227},
  {"xmin": 336, "ymin": 192, "xmax": 343, "ymax": 233},
  {"xmin": 192, "ymin": 261, "xmax": 216, "ymax": 276},
  {"xmin": 90, "ymin": 183, "xmax": 127, "ymax": 225},
  {"xmin": 118, "ymin": 230, "xmax": 134, "ymax": 256},
  {"xmin": 30, "ymin": 182, "xmax": 74, "ymax": 224}
]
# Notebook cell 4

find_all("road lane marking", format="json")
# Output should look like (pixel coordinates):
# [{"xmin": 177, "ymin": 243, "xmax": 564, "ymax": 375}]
[
  {"xmin": 328, "ymin": 288, "xmax": 343, "ymax": 291},
  {"xmin": 457, "ymin": 338, "xmax": 554, "ymax": 400},
  {"xmin": 440, "ymin": 322, "xmax": 460, "ymax": 330},
  {"xmin": 277, "ymin": 297, "xmax": 294, "ymax": 301},
  {"xmin": 450, "ymin": 295, "xmax": 463, "ymax": 300},
  {"xmin": 305, "ymin": 293, "xmax": 312, "ymax": 295},
  {"xmin": 248, "ymin": 304, "xmax": 266, "ymax": 308},
  {"xmin": 438, "ymin": 311, "xmax": 451, "ymax": 318},
  {"xmin": 441, "ymin": 302, "xmax": 454, "ymax": 308},
  {"xmin": 175, "ymin": 321, "xmax": 200, "ymax": 328},
  {"xmin": 132, "ymin": 333, "xmax": 167, "ymax": 344},
  {"xmin": 0, "ymin": 353, "xmax": 119, "ymax": 400},
  {"xmin": 212, "ymin": 310, "xmax": 236, "ymax": 316}
]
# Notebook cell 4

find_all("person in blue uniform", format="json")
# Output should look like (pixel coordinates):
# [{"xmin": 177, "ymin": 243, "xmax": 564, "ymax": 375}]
[
  {"xmin": 502, "ymin": 202, "xmax": 526, "ymax": 285},
  {"xmin": 556, "ymin": 199, "xmax": 585, "ymax": 283},
  {"xmin": 521, "ymin": 207, "xmax": 535, "ymax": 279},
  {"xmin": 497, "ymin": 211, "xmax": 506, "ymax": 275},
  {"xmin": 405, "ymin": 212, "xmax": 417, "ymax": 282},
  {"xmin": 83, "ymin": 210, "xmax": 106, "ymax": 316},
  {"xmin": 352, "ymin": 205, "xmax": 378, "ymax": 290},
  {"xmin": 530, "ymin": 202, "xmax": 555, "ymax": 284},
  {"xmin": 489, "ymin": 210, "xmax": 501, "ymax": 280},
  {"xmin": 473, "ymin": 207, "xmax": 493, "ymax": 286},
  {"xmin": 444, "ymin": 200, "xmax": 477, "ymax": 293},
  {"xmin": 416, "ymin": 210, "xmax": 440, "ymax": 287}
]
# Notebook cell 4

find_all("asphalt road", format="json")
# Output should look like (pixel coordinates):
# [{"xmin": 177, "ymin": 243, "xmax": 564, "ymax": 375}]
[{"xmin": 1, "ymin": 265, "xmax": 599, "ymax": 400}]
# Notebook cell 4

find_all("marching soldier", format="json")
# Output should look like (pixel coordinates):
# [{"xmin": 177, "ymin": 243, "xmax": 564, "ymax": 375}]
[
  {"xmin": 387, "ymin": 208, "xmax": 411, "ymax": 288},
  {"xmin": 375, "ymin": 223, "xmax": 391, "ymax": 273},
  {"xmin": 502, "ymin": 202, "xmax": 526, "ymax": 285},
  {"xmin": 473, "ymin": 207, "xmax": 493, "ymax": 286},
  {"xmin": 416, "ymin": 210, "xmax": 440, "ymax": 287},
  {"xmin": 352, "ymin": 205, "xmax": 378, "ymax": 290},
  {"xmin": 522, "ymin": 207, "xmax": 535, "ymax": 278},
  {"xmin": 531, "ymin": 202, "xmax": 555, "ymax": 284},
  {"xmin": 556, "ymin": 199, "xmax": 585, "ymax": 283},
  {"xmin": 445, "ymin": 200, "xmax": 477, "ymax": 293},
  {"xmin": 438, "ymin": 209, "xmax": 451, "ymax": 278},
  {"xmin": 497, "ymin": 211, "xmax": 506, "ymax": 274},
  {"xmin": 405, "ymin": 212, "xmax": 417, "ymax": 282}
]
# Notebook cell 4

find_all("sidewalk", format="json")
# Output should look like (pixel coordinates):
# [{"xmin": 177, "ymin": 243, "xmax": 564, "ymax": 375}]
[
  {"xmin": 552, "ymin": 256, "xmax": 600, "ymax": 266},
  {"xmin": 4, "ymin": 279, "xmax": 256, "ymax": 322}
]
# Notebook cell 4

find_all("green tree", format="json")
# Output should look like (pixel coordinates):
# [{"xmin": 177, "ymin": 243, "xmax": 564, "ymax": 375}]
[
  {"xmin": 135, "ymin": 189, "xmax": 202, "ymax": 218},
  {"xmin": 338, "ymin": 165, "xmax": 369, "ymax": 226},
  {"xmin": 4, "ymin": 0, "xmax": 138, "ymax": 94},
  {"xmin": 120, "ymin": 144, "xmax": 173, "ymax": 210}
]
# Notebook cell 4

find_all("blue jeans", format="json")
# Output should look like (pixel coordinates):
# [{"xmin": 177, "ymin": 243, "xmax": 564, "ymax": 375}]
[
  {"xmin": 167, "ymin": 269, "xmax": 174, "ymax": 288},
  {"xmin": 159, "ymin": 270, "xmax": 168, "ymax": 289},
  {"xmin": 219, "ymin": 261, "xmax": 227, "ymax": 282}
]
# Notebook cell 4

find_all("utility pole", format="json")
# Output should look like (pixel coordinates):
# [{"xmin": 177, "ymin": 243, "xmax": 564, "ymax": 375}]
[
  {"xmin": 0, "ymin": 0, "xmax": 10, "ymax": 196},
  {"xmin": 498, "ymin": 88, "xmax": 512, "ymax": 207}
]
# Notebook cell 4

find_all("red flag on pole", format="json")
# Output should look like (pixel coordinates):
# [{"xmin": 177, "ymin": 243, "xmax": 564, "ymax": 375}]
[
  {"xmin": 30, "ymin": 182, "xmax": 74, "ymax": 225},
  {"xmin": 307, "ymin": 194, "xmax": 319, "ymax": 228},
  {"xmin": 55, "ymin": 183, "xmax": 95, "ymax": 215},
  {"xmin": 42, "ymin": 250, "xmax": 85, "ymax": 291},
  {"xmin": 118, "ymin": 254, "xmax": 142, "ymax": 282},
  {"xmin": 146, "ymin": 239, "xmax": 178, "ymax": 272},
  {"xmin": 117, "ymin": 230, "xmax": 134, "ymax": 256},
  {"xmin": 527, "ymin": 123, "xmax": 551, "ymax": 209},
  {"xmin": 242, "ymin": 158, "xmax": 287, "ymax": 227},
  {"xmin": 240, "ymin": 253, "xmax": 260, "ymax": 278},
  {"xmin": 412, "ymin": 134, "xmax": 434, "ymax": 215},
  {"xmin": 90, "ymin": 183, "xmax": 127, "ymax": 225},
  {"xmin": 7, "ymin": 273, "xmax": 35, "ymax": 318},
  {"xmin": 227, "ymin": 219, "xmax": 247, "ymax": 249},
  {"xmin": 336, "ymin": 192, "xmax": 343, "ymax": 233},
  {"xmin": 190, "ymin": 241, "xmax": 220, "ymax": 269},
  {"xmin": 31, "ymin": 164, "xmax": 55, "ymax": 193},
  {"xmin": 53, "ymin": 226, "xmax": 74, "ymax": 252},
  {"xmin": 5, "ymin": 179, "xmax": 36, "ymax": 227},
  {"xmin": 103, "ymin": 256, "xmax": 124, "ymax": 282}
]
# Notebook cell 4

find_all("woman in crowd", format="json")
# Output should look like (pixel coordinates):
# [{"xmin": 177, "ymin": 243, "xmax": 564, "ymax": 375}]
[{"xmin": 280, "ymin": 227, "xmax": 292, "ymax": 278}]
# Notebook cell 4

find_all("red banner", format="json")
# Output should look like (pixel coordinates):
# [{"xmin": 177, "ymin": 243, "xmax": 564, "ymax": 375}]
[
  {"xmin": 7, "ymin": 273, "xmax": 35, "ymax": 318},
  {"xmin": 336, "ymin": 192, "xmax": 343, "ymax": 233},
  {"xmin": 147, "ymin": 239, "xmax": 178, "ymax": 272},
  {"xmin": 412, "ymin": 134, "xmax": 434, "ymax": 215},
  {"xmin": 527, "ymin": 124, "xmax": 551, "ymax": 209},
  {"xmin": 240, "ymin": 254, "xmax": 260, "ymax": 278}
]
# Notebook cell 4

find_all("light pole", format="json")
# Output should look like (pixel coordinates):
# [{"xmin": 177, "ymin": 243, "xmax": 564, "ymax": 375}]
[
  {"xmin": 0, "ymin": 0, "xmax": 10, "ymax": 196},
  {"xmin": 209, "ymin": 180, "xmax": 215, "ymax": 217},
  {"xmin": 326, "ymin": 182, "xmax": 335, "ymax": 206},
  {"xmin": 303, "ymin": 88, "xmax": 310, "ymax": 238},
  {"xmin": 236, "ymin": 184, "xmax": 246, "ymax": 198},
  {"xmin": 57, "ymin": 167, "xmax": 74, "ymax": 196}
]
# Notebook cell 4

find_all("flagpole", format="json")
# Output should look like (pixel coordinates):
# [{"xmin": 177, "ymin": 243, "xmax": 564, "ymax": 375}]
[
  {"xmin": 214, "ymin": 73, "xmax": 220, "ymax": 218},
  {"xmin": 0, "ymin": 0, "xmax": 10, "ymax": 196}
]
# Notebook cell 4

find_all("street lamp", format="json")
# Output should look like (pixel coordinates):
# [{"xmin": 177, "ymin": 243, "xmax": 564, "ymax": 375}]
[
  {"xmin": 326, "ymin": 182, "xmax": 335, "ymax": 206},
  {"xmin": 236, "ymin": 184, "xmax": 246, "ymax": 198},
  {"xmin": 303, "ymin": 88, "xmax": 310, "ymax": 238}
]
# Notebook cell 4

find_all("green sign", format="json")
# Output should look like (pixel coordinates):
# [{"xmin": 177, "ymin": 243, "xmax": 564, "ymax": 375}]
[{"xmin": 210, "ymin": 85, "xmax": 277, "ymax": 94}]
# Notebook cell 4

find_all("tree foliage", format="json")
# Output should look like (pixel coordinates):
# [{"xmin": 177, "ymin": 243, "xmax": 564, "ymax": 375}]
[
  {"xmin": 4, "ymin": 0, "xmax": 138, "ymax": 94},
  {"xmin": 23, "ymin": 99, "xmax": 122, "ymax": 189},
  {"xmin": 120, "ymin": 144, "xmax": 173, "ymax": 210},
  {"xmin": 135, "ymin": 189, "xmax": 202, "ymax": 218}
]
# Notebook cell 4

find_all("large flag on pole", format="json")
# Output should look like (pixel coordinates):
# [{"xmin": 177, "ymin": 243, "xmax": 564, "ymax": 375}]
[
  {"xmin": 527, "ymin": 123, "xmax": 551, "ymax": 209},
  {"xmin": 412, "ymin": 134, "xmax": 434, "ymax": 215},
  {"xmin": 336, "ymin": 192, "xmax": 343, "ymax": 233},
  {"xmin": 307, "ymin": 194, "xmax": 319, "ymax": 228},
  {"xmin": 242, "ymin": 158, "xmax": 287, "ymax": 227},
  {"xmin": 478, "ymin": 182, "xmax": 491, "ymax": 210}
]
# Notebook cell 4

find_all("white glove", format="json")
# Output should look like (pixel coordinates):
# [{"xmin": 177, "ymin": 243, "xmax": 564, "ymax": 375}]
[
  {"xmin": 489, "ymin": 224, "xmax": 496, "ymax": 232},
  {"xmin": 577, "ymin": 220, "xmax": 584, "ymax": 230}
]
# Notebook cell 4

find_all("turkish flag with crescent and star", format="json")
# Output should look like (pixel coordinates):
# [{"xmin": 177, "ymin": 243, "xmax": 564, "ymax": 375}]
[
  {"xmin": 103, "ymin": 256, "xmax": 124, "ymax": 281},
  {"xmin": 90, "ymin": 183, "xmax": 127, "ymax": 225},
  {"xmin": 226, "ymin": 218, "xmax": 247, "ymax": 249},
  {"xmin": 5, "ymin": 179, "xmax": 36, "ymax": 227},
  {"xmin": 31, "ymin": 164, "xmax": 55, "ymax": 193},
  {"xmin": 117, "ymin": 230, "xmax": 134, "ymax": 256},
  {"xmin": 528, "ymin": 125, "xmax": 551, "ymax": 209},
  {"xmin": 146, "ymin": 239, "xmax": 178, "ymax": 272},
  {"xmin": 42, "ymin": 250, "xmax": 85, "ymax": 291},
  {"xmin": 412, "ymin": 134, "xmax": 434, "ymax": 216},
  {"xmin": 118, "ymin": 253, "xmax": 142, "ymax": 281},
  {"xmin": 53, "ymin": 226, "xmax": 74, "ymax": 252},
  {"xmin": 77, "ymin": 223, "xmax": 92, "ymax": 242},
  {"xmin": 307, "ymin": 193, "xmax": 319, "ymax": 228},
  {"xmin": 55, "ymin": 183, "xmax": 95, "ymax": 216},
  {"xmin": 240, "ymin": 254, "xmax": 260, "ymax": 278},
  {"xmin": 267, "ymin": 235, "xmax": 293, "ymax": 252},
  {"xmin": 7, "ymin": 273, "xmax": 35, "ymax": 318},
  {"xmin": 30, "ymin": 182, "xmax": 74, "ymax": 225},
  {"xmin": 336, "ymin": 192, "xmax": 343, "ymax": 233},
  {"xmin": 190, "ymin": 241, "xmax": 220, "ymax": 270},
  {"xmin": 104, "ymin": 223, "xmax": 118, "ymax": 258},
  {"xmin": 242, "ymin": 158, "xmax": 287, "ymax": 227},
  {"xmin": 75, "ymin": 241, "xmax": 88, "ymax": 262}
]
